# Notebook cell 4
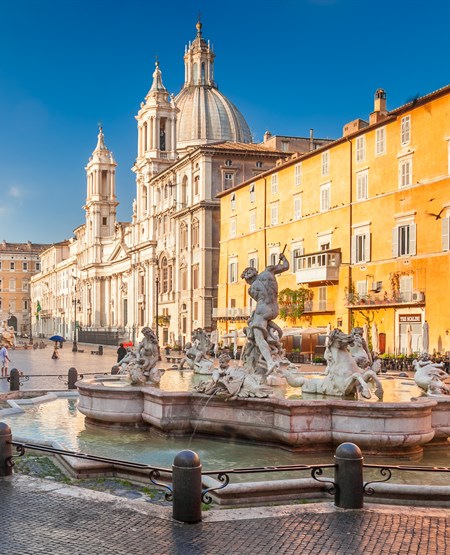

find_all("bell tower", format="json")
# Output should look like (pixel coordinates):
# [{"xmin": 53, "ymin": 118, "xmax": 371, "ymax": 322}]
[
  {"xmin": 134, "ymin": 61, "xmax": 178, "ymax": 177},
  {"xmin": 84, "ymin": 127, "xmax": 118, "ymax": 261}
]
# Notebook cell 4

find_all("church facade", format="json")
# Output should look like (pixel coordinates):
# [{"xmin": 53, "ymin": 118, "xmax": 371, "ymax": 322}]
[{"xmin": 30, "ymin": 22, "xmax": 302, "ymax": 346}]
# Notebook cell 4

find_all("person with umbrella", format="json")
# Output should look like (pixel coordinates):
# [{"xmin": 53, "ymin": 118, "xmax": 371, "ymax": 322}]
[{"xmin": 49, "ymin": 335, "xmax": 64, "ymax": 359}]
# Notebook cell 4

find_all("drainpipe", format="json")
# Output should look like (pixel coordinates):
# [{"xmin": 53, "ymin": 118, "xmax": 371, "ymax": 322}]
[
  {"xmin": 263, "ymin": 177, "xmax": 267, "ymax": 263},
  {"xmin": 346, "ymin": 138, "xmax": 353, "ymax": 332}
]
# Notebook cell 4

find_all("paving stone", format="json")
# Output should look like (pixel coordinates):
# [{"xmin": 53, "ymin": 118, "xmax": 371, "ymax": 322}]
[{"xmin": 1, "ymin": 477, "xmax": 450, "ymax": 554}]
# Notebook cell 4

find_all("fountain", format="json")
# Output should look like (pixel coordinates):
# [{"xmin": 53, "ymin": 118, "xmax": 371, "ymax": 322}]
[{"xmin": 76, "ymin": 254, "xmax": 450, "ymax": 458}]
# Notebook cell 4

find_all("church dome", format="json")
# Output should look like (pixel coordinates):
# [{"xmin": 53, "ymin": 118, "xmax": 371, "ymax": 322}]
[{"xmin": 174, "ymin": 21, "xmax": 252, "ymax": 150}]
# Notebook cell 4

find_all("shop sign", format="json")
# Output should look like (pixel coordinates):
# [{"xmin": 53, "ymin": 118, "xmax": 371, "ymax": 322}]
[{"xmin": 399, "ymin": 314, "xmax": 422, "ymax": 323}]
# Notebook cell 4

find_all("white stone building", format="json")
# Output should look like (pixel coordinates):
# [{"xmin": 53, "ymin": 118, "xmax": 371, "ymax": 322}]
[{"xmin": 30, "ymin": 21, "xmax": 331, "ymax": 347}]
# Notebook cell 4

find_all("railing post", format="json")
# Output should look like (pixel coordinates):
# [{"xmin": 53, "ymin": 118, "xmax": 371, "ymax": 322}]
[
  {"xmin": 334, "ymin": 442, "xmax": 364, "ymax": 509},
  {"xmin": 9, "ymin": 368, "xmax": 20, "ymax": 391},
  {"xmin": 172, "ymin": 450, "xmax": 202, "ymax": 523},
  {"xmin": 68, "ymin": 367, "xmax": 78, "ymax": 390},
  {"xmin": 0, "ymin": 423, "xmax": 13, "ymax": 477}
]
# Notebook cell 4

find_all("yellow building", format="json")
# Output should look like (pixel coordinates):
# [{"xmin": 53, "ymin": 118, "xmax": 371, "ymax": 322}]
[{"xmin": 216, "ymin": 85, "xmax": 450, "ymax": 356}]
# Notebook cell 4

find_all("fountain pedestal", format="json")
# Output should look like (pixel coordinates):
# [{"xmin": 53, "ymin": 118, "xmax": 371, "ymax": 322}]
[{"xmin": 77, "ymin": 377, "xmax": 442, "ymax": 457}]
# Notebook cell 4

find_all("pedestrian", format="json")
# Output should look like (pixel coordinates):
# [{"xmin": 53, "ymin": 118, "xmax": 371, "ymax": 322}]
[
  {"xmin": 0, "ymin": 344, "xmax": 11, "ymax": 377},
  {"xmin": 52, "ymin": 345, "xmax": 59, "ymax": 359},
  {"xmin": 117, "ymin": 343, "xmax": 127, "ymax": 363}
]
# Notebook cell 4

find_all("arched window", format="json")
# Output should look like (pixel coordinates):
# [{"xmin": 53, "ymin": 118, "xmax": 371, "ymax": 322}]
[{"xmin": 201, "ymin": 62, "xmax": 205, "ymax": 84}]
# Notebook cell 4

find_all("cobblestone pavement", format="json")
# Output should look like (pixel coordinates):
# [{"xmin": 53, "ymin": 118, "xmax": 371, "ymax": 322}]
[{"xmin": 1, "ymin": 476, "xmax": 449, "ymax": 555}]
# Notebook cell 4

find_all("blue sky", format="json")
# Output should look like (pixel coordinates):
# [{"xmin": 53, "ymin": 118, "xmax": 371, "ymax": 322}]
[{"xmin": 0, "ymin": 0, "xmax": 449, "ymax": 244}]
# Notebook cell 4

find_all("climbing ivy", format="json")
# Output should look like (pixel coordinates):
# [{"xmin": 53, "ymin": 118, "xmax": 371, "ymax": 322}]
[{"xmin": 278, "ymin": 287, "xmax": 314, "ymax": 322}]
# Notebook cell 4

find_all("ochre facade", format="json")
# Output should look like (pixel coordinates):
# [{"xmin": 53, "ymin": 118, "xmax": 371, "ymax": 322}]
[{"xmin": 216, "ymin": 86, "xmax": 450, "ymax": 356}]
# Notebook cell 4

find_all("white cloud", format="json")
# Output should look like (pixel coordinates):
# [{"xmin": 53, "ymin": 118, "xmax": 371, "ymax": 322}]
[{"xmin": 7, "ymin": 185, "xmax": 24, "ymax": 199}]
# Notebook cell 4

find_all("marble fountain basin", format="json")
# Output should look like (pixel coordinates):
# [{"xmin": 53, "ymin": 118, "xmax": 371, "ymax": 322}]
[{"xmin": 76, "ymin": 373, "xmax": 450, "ymax": 457}]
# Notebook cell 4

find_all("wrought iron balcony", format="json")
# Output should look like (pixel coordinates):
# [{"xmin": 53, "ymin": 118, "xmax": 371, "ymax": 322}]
[{"xmin": 295, "ymin": 249, "xmax": 341, "ymax": 284}]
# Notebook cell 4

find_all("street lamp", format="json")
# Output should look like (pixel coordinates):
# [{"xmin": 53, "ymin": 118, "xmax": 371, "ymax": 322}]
[
  {"xmin": 28, "ymin": 297, "xmax": 33, "ymax": 345},
  {"xmin": 72, "ymin": 298, "xmax": 81, "ymax": 352},
  {"xmin": 72, "ymin": 276, "xmax": 81, "ymax": 352},
  {"xmin": 155, "ymin": 270, "xmax": 160, "ymax": 344}
]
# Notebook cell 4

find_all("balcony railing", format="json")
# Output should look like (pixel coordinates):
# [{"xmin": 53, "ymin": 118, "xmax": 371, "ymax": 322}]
[
  {"xmin": 295, "ymin": 250, "xmax": 341, "ymax": 284},
  {"xmin": 345, "ymin": 291, "xmax": 425, "ymax": 308},
  {"xmin": 303, "ymin": 300, "xmax": 335, "ymax": 313},
  {"xmin": 212, "ymin": 307, "xmax": 252, "ymax": 320}
]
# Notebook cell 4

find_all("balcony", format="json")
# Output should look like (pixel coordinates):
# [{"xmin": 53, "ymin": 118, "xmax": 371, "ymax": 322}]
[
  {"xmin": 295, "ymin": 249, "xmax": 341, "ymax": 284},
  {"xmin": 212, "ymin": 307, "xmax": 252, "ymax": 321},
  {"xmin": 345, "ymin": 290, "xmax": 425, "ymax": 308},
  {"xmin": 303, "ymin": 300, "xmax": 335, "ymax": 313}
]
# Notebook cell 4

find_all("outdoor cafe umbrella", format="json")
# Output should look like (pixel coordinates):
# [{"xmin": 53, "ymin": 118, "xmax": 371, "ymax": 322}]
[
  {"xmin": 371, "ymin": 322, "xmax": 379, "ymax": 355},
  {"xmin": 422, "ymin": 321, "xmax": 429, "ymax": 354},
  {"xmin": 49, "ymin": 335, "xmax": 65, "ymax": 343},
  {"xmin": 406, "ymin": 324, "xmax": 413, "ymax": 356}
]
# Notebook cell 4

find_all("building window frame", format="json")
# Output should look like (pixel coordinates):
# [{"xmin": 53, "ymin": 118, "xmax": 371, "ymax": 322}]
[
  {"xmin": 321, "ymin": 151, "xmax": 330, "ymax": 176},
  {"xmin": 356, "ymin": 136, "xmax": 366, "ymax": 163},
  {"xmin": 230, "ymin": 216, "xmax": 237, "ymax": 238},
  {"xmin": 375, "ymin": 126, "xmax": 386, "ymax": 156},
  {"xmin": 293, "ymin": 194, "xmax": 302, "ymax": 220},
  {"xmin": 401, "ymin": 115, "xmax": 411, "ymax": 146},
  {"xmin": 249, "ymin": 209, "xmax": 256, "ymax": 232},
  {"xmin": 294, "ymin": 163, "xmax": 302, "ymax": 187},
  {"xmin": 356, "ymin": 170, "xmax": 368, "ymax": 201},
  {"xmin": 392, "ymin": 222, "xmax": 416, "ymax": 257},
  {"xmin": 270, "ymin": 202, "xmax": 279, "ymax": 225},
  {"xmin": 398, "ymin": 156, "xmax": 413, "ymax": 188},
  {"xmin": 271, "ymin": 173, "xmax": 278, "ymax": 194},
  {"xmin": 229, "ymin": 260, "xmax": 238, "ymax": 283},
  {"xmin": 320, "ymin": 183, "xmax": 331, "ymax": 212}
]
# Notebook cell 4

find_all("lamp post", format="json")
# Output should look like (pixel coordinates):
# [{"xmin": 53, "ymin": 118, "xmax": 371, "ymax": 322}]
[
  {"xmin": 72, "ymin": 276, "xmax": 81, "ymax": 352},
  {"xmin": 28, "ymin": 297, "xmax": 33, "ymax": 345},
  {"xmin": 155, "ymin": 271, "xmax": 160, "ymax": 344},
  {"xmin": 72, "ymin": 297, "xmax": 79, "ymax": 352}
]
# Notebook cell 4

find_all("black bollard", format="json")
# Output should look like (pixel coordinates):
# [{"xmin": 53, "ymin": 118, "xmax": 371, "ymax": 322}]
[
  {"xmin": 172, "ymin": 450, "xmax": 202, "ymax": 523},
  {"xmin": 0, "ymin": 422, "xmax": 13, "ymax": 477},
  {"xmin": 334, "ymin": 442, "xmax": 364, "ymax": 509},
  {"xmin": 9, "ymin": 368, "xmax": 20, "ymax": 391},
  {"xmin": 68, "ymin": 367, "xmax": 78, "ymax": 390}
]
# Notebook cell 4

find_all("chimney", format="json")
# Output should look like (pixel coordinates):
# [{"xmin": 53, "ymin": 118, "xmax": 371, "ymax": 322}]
[
  {"xmin": 309, "ymin": 128, "xmax": 314, "ymax": 151},
  {"xmin": 263, "ymin": 130, "xmax": 272, "ymax": 142},
  {"xmin": 369, "ymin": 88, "xmax": 388, "ymax": 125}
]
